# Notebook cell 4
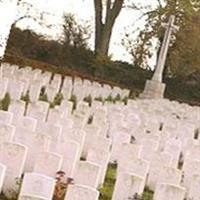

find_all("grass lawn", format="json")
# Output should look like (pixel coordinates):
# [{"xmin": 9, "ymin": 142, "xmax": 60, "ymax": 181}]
[{"xmin": 99, "ymin": 164, "xmax": 117, "ymax": 200}]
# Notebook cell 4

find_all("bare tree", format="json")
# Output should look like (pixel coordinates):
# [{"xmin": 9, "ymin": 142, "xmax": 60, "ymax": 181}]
[
  {"xmin": 13, "ymin": 0, "xmax": 54, "ymax": 28},
  {"xmin": 94, "ymin": 0, "xmax": 124, "ymax": 57}
]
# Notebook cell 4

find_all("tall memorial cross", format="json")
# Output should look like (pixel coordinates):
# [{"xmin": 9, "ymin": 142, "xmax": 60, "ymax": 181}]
[
  {"xmin": 152, "ymin": 15, "xmax": 179, "ymax": 82},
  {"xmin": 139, "ymin": 15, "xmax": 178, "ymax": 99}
]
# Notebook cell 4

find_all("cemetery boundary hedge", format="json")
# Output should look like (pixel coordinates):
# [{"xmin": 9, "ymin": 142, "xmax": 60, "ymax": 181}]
[{"xmin": 3, "ymin": 53, "xmax": 200, "ymax": 106}]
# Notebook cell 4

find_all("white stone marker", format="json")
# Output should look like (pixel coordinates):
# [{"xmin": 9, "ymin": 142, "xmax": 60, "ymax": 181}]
[
  {"xmin": 74, "ymin": 161, "xmax": 101, "ymax": 188},
  {"xmin": 45, "ymin": 84, "xmax": 57, "ymax": 102},
  {"xmin": 185, "ymin": 143, "xmax": 200, "ymax": 161},
  {"xmin": 60, "ymin": 100, "xmax": 73, "ymax": 116},
  {"xmin": 0, "ymin": 122, "xmax": 15, "ymax": 143},
  {"xmin": 64, "ymin": 184, "xmax": 99, "ymax": 200},
  {"xmin": 188, "ymin": 174, "xmax": 200, "ymax": 200},
  {"xmin": 117, "ymin": 143, "xmax": 142, "ymax": 165},
  {"xmin": 33, "ymin": 151, "xmax": 63, "ymax": 178},
  {"xmin": 18, "ymin": 173, "xmax": 55, "ymax": 200},
  {"xmin": 61, "ymin": 128, "xmax": 85, "ymax": 158},
  {"xmin": 61, "ymin": 84, "xmax": 72, "ymax": 100},
  {"xmin": 140, "ymin": 139, "xmax": 159, "ymax": 162},
  {"xmin": 52, "ymin": 140, "xmax": 80, "ymax": 178},
  {"xmin": 15, "ymin": 128, "xmax": 51, "ymax": 172},
  {"xmin": 182, "ymin": 157, "xmax": 200, "ymax": 189},
  {"xmin": 110, "ymin": 131, "xmax": 131, "ymax": 163},
  {"xmin": 154, "ymin": 183, "xmax": 186, "ymax": 200},
  {"xmin": 29, "ymin": 101, "xmax": 49, "ymax": 116},
  {"xmin": 8, "ymin": 79, "xmax": 24, "ymax": 100},
  {"xmin": 112, "ymin": 172, "xmax": 145, "ymax": 200},
  {"xmin": 47, "ymin": 107, "xmax": 64, "ymax": 125},
  {"xmin": 82, "ymin": 129, "xmax": 111, "ymax": 159},
  {"xmin": 8, "ymin": 100, "xmax": 26, "ymax": 119},
  {"xmin": 36, "ymin": 122, "xmax": 62, "ymax": 150},
  {"xmin": 147, "ymin": 152, "xmax": 172, "ymax": 190},
  {"xmin": 0, "ymin": 110, "xmax": 13, "ymax": 124},
  {"xmin": 87, "ymin": 147, "xmax": 111, "ymax": 186},
  {"xmin": 164, "ymin": 139, "xmax": 181, "ymax": 168},
  {"xmin": 71, "ymin": 112, "xmax": 88, "ymax": 130},
  {"xmin": 0, "ymin": 78, "xmax": 8, "ymax": 100},
  {"xmin": 14, "ymin": 116, "xmax": 37, "ymax": 132},
  {"xmin": 118, "ymin": 158, "xmax": 150, "ymax": 180},
  {"xmin": 157, "ymin": 166, "xmax": 182, "ymax": 186},
  {"xmin": 29, "ymin": 82, "xmax": 42, "ymax": 103},
  {"xmin": 0, "ymin": 163, "xmax": 6, "ymax": 192},
  {"xmin": 0, "ymin": 142, "xmax": 28, "ymax": 198}
]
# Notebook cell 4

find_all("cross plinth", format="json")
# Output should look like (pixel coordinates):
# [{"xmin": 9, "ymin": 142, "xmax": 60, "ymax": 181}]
[{"xmin": 140, "ymin": 15, "xmax": 178, "ymax": 99}]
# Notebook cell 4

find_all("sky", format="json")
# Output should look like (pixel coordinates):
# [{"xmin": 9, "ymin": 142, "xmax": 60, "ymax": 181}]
[{"xmin": 16, "ymin": 0, "xmax": 160, "ymax": 66}]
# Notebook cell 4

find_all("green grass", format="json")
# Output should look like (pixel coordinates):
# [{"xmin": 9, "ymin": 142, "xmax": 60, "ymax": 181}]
[
  {"xmin": 141, "ymin": 187, "xmax": 154, "ymax": 200},
  {"xmin": 83, "ymin": 95, "xmax": 92, "ymax": 107},
  {"xmin": 50, "ymin": 93, "xmax": 63, "ymax": 108},
  {"xmin": 0, "ymin": 194, "xmax": 17, "ymax": 200},
  {"xmin": 99, "ymin": 164, "xmax": 117, "ymax": 200},
  {"xmin": 0, "ymin": 93, "xmax": 11, "ymax": 111},
  {"xmin": 21, "ymin": 92, "xmax": 30, "ymax": 104},
  {"xmin": 69, "ymin": 94, "xmax": 77, "ymax": 111}
]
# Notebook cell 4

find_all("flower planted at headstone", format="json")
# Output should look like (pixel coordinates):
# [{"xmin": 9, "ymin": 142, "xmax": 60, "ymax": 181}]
[{"xmin": 53, "ymin": 171, "xmax": 74, "ymax": 200}]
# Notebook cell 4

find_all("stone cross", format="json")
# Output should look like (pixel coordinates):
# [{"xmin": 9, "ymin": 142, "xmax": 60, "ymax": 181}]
[
  {"xmin": 152, "ymin": 15, "xmax": 178, "ymax": 82},
  {"xmin": 139, "ymin": 15, "xmax": 179, "ymax": 99}
]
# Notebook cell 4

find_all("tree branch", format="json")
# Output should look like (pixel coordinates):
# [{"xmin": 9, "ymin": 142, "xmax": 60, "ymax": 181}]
[
  {"xmin": 157, "ymin": 0, "xmax": 163, "ymax": 8},
  {"xmin": 105, "ymin": 0, "xmax": 123, "ymax": 26},
  {"xmin": 106, "ymin": 0, "xmax": 112, "ymax": 21}
]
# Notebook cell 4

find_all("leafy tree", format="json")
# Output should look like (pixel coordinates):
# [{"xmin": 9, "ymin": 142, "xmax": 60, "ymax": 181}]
[
  {"xmin": 166, "ymin": 12, "xmax": 200, "ymax": 77},
  {"xmin": 122, "ymin": 0, "xmax": 200, "ymax": 75}
]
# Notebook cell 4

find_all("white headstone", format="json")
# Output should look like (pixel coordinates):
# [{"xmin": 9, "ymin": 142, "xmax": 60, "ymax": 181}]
[
  {"xmin": 112, "ymin": 172, "xmax": 145, "ymax": 200},
  {"xmin": 87, "ymin": 147, "xmax": 111, "ymax": 185},
  {"xmin": 33, "ymin": 151, "xmax": 63, "ymax": 178},
  {"xmin": 8, "ymin": 100, "xmax": 26, "ymax": 119},
  {"xmin": 182, "ymin": 157, "xmax": 200, "ymax": 189},
  {"xmin": 18, "ymin": 173, "xmax": 55, "ymax": 200},
  {"xmin": 64, "ymin": 184, "xmax": 99, "ymax": 200},
  {"xmin": 51, "ymin": 140, "xmax": 80, "ymax": 178},
  {"xmin": 0, "ymin": 110, "xmax": 13, "ymax": 124},
  {"xmin": 14, "ymin": 128, "xmax": 51, "ymax": 172},
  {"xmin": 0, "ymin": 122, "xmax": 15, "ymax": 143},
  {"xmin": 118, "ymin": 158, "xmax": 150, "ymax": 180},
  {"xmin": 147, "ymin": 152, "xmax": 172, "ymax": 190},
  {"xmin": 74, "ymin": 161, "xmax": 101, "ymax": 188},
  {"xmin": 0, "ymin": 163, "xmax": 6, "ymax": 193},
  {"xmin": 154, "ymin": 183, "xmax": 186, "ymax": 200},
  {"xmin": 0, "ymin": 142, "xmax": 28, "ymax": 198},
  {"xmin": 188, "ymin": 174, "xmax": 200, "ymax": 200},
  {"xmin": 157, "ymin": 166, "xmax": 182, "ymax": 187}
]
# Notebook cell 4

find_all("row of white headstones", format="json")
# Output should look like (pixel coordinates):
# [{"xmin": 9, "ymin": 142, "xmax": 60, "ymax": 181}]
[
  {"xmin": 0, "ymin": 63, "xmax": 130, "ymax": 103},
  {"xmin": 0, "ymin": 62, "xmax": 199, "ymax": 200}
]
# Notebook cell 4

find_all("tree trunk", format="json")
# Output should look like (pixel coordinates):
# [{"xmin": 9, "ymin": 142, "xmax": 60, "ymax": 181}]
[{"xmin": 94, "ymin": 0, "xmax": 123, "ymax": 57}]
